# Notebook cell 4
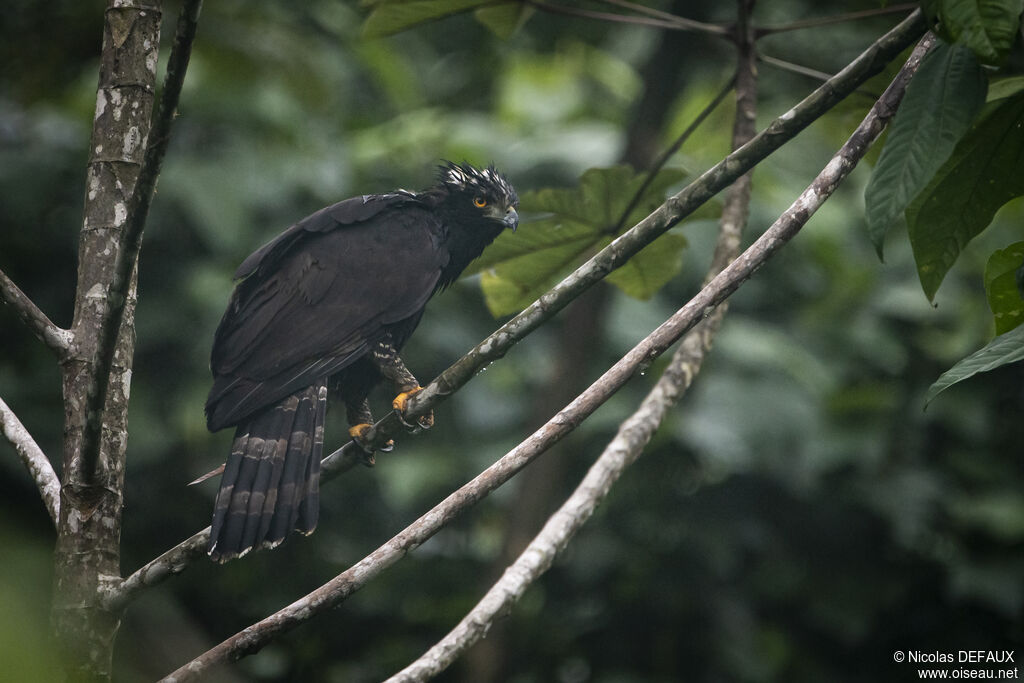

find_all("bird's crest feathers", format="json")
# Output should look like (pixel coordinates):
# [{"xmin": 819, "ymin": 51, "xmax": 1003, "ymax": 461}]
[{"xmin": 438, "ymin": 161, "xmax": 518, "ymax": 206}]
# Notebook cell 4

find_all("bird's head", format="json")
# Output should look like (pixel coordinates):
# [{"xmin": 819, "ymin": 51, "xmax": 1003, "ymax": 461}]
[{"xmin": 436, "ymin": 161, "xmax": 519, "ymax": 232}]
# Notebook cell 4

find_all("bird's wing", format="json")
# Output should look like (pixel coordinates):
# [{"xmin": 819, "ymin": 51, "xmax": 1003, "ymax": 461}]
[
  {"xmin": 205, "ymin": 196, "xmax": 447, "ymax": 430},
  {"xmin": 232, "ymin": 192, "xmax": 420, "ymax": 281}
]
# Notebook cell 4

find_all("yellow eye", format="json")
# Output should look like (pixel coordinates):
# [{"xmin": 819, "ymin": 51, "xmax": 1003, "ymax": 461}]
[{"xmin": 473, "ymin": 197, "xmax": 488, "ymax": 208}]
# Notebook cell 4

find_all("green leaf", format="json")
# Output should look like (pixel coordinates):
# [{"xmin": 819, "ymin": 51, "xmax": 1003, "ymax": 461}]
[
  {"xmin": 926, "ymin": 324, "xmax": 1024, "ymax": 405},
  {"xmin": 987, "ymin": 75, "xmax": 1024, "ymax": 102},
  {"xmin": 526, "ymin": 165, "xmax": 686, "ymax": 231},
  {"xmin": 474, "ymin": 3, "xmax": 533, "ymax": 39},
  {"xmin": 863, "ymin": 42, "xmax": 987, "ymax": 258},
  {"xmin": 477, "ymin": 220, "xmax": 605, "ymax": 316},
  {"xmin": 465, "ymin": 216, "xmax": 599, "ymax": 276},
  {"xmin": 467, "ymin": 165, "xmax": 690, "ymax": 316},
  {"xmin": 984, "ymin": 242, "xmax": 1024, "ymax": 334},
  {"xmin": 605, "ymin": 233, "xmax": 687, "ymax": 300},
  {"xmin": 921, "ymin": 0, "xmax": 1023, "ymax": 64},
  {"xmin": 478, "ymin": 237, "xmax": 597, "ymax": 317},
  {"xmin": 906, "ymin": 92, "xmax": 1024, "ymax": 300},
  {"xmin": 362, "ymin": 0, "xmax": 489, "ymax": 37}
]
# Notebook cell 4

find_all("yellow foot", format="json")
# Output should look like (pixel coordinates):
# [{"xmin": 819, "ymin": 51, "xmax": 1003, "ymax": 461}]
[
  {"xmin": 392, "ymin": 387, "xmax": 434, "ymax": 430},
  {"xmin": 348, "ymin": 423, "xmax": 393, "ymax": 458}
]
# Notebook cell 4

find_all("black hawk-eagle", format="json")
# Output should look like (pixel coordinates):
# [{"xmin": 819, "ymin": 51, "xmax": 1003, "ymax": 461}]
[{"xmin": 204, "ymin": 162, "xmax": 518, "ymax": 562}]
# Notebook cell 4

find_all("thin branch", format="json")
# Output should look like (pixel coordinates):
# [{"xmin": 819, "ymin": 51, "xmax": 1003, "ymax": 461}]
[
  {"xmin": 1, "ymin": 396, "xmax": 60, "ymax": 525},
  {"xmin": 387, "ymin": 2, "xmax": 760, "ymax": 675},
  {"xmin": 111, "ymin": 10, "xmax": 927, "ymax": 613},
  {"xmin": 385, "ymin": 31, "xmax": 934, "ymax": 682},
  {"xmin": 524, "ymin": 0, "xmax": 702, "ymax": 31},
  {"xmin": 159, "ymin": 31, "xmax": 934, "ymax": 679},
  {"xmin": 0, "ymin": 267, "xmax": 72, "ymax": 358},
  {"xmin": 757, "ymin": 3, "xmax": 917, "ymax": 36},
  {"xmin": 78, "ymin": 0, "xmax": 203, "ymax": 482},
  {"xmin": 758, "ymin": 53, "xmax": 881, "ymax": 101},
  {"xmin": 611, "ymin": 75, "xmax": 736, "ymax": 234},
  {"xmin": 597, "ymin": 0, "xmax": 731, "ymax": 36},
  {"xmin": 759, "ymin": 52, "xmax": 838, "ymax": 84}
]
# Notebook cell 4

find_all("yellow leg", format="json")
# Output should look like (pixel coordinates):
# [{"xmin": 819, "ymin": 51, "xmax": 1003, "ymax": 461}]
[
  {"xmin": 392, "ymin": 386, "xmax": 434, "ymax": 429},
  {"xmin": 348, "ymin": 423, "xmax": 393, "ymax": 454}
]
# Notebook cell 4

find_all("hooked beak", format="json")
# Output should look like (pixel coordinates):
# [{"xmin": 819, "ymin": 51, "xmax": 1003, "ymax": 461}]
[{"xmin": 502, "ymin": 206, "xmax": 519, "ymax": 232}]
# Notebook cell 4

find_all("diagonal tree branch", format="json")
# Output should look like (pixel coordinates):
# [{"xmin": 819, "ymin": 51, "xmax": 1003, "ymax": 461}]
[
  {"xmin": 326, "ymin": 9, "xmax": 925, "ymax": 453},
  {"xmin": 383, "ymin": 278, "xmax": 720, "ymax": 683},
  {"xmin": 384, "ymin": 29, "xmax": 934, "ymax": 682},
  {"xmin": 387, "ymin": 2, "xmax": 760, "ymax": 676},
  {"xmin": 110, "ymin": 9, "xmax": 927, "ymax": 612},
  {"xmin": 0, "ymin": 267, "xmax": 72, "ymax": 358},
  {"xmin": 159, "ymin": 31, "xmax": 934, "ymax": 679},
  {"xmin": 158, "ymin": 233, "xmax": 755, "ymax": 679},
  {"xmin": 1, "ymin": 395, "xmax": 61, "ymax": 525},
  {"xmin": 77, "ymin": 0, "xmax": 203, "ymax": 482},
  {"xmin": 340, "ymin": 9, "xmax": 926, "ymax": 459}
]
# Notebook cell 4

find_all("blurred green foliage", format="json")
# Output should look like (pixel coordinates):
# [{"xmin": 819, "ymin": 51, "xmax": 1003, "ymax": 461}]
[{"xmin": 1, "ymin": 1, "xmax": 1023, "ymax": 682}]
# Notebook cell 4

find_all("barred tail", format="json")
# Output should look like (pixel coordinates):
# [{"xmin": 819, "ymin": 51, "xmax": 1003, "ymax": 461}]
[{"xmin": 208, "ymin": 381, "xmax": 326, "ymax": 562}]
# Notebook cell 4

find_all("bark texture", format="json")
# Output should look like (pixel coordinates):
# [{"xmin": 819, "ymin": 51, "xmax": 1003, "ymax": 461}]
[{"xmin": 52, "ymin": 2, "xmax": 161, "ymax": 679}]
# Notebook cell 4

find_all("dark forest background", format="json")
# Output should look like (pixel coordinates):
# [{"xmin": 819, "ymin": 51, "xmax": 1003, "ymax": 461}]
[{"xmin": 2, "ymin": 1, "xmax": 1022, "ymax": 680}]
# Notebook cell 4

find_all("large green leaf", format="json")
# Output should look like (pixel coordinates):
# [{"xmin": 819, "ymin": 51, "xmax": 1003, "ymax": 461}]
[
  {"xmin": 478, "ymin": 221, "xmax": 606, "ymax": 317},
  {"xmin": 988, "ymin": 75, "xmax": 1024, "ymax": 101},
  {"xmin": 466, "ymin": 216, "xmax": 599, "ymax": 275},
  {"xmin": 606, "ymin": 233, "xmax": 688, "ymax": 300},
  {"xmin": 467, "ymin": 165, "xmax": 691, "ymax": 316},
  {"xmin": 922, "ymin": 0, "xmax": 1023, "ymax": 64},
  {"xmin": 906, "ymin": 92, "xmax": 1024, "ymax": 300},
  {"xmin": 362, "ymin": 0, "xmax": 489, "ymax": 37},
  {"xmin": 525, "ymin": 165, "xmax": 687, "ymax": 232},
  {"xmin": 984, "ymin": 242, "xmax": 1024, "ymax": 334},
  {"xmin": 926, "ymin": 324, "xmax": 1024, "ymax": 405},
  {"xmin": 863, "ymin": 42, "xmax": 987, "ymax": 258}
]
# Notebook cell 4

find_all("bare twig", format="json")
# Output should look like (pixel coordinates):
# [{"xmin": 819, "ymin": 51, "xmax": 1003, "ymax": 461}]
[
  {"xmin": 1, "ymin": 396, "xmax": 61, "ymax": 525},
  {"xmin": 0, "ymin": 267, "xmax": 72, "ymax": 357},
  {"xmin": 597, "ymin": 0, "xmax": 731, "ymax": 36},
  {"xmin": 759, "ymin": 53, "xmax": 837, "ymax": 84},
  {"xmin": 759, "ymin": 53, "xmax": 881, "ymax": 100},
  {"xmin": 78, "ymin": 0, "xmax": 203, "ymax": 482},
  {"xmin": 524, "ymin": 0, "xmax": 709, "ymax": 32},
  {"xmin": 113, "ymin": 10, "xmax": 927, "ymax": 614},
  {"xmin": 103, "ymin": 529, "xmax": 209, "ymax": 609},
  {"xmin": 757, "ymin": 3, "xmax": 917, "ymax": 36},
  {"xmin": 385, "ymin": 29, "xmax": 934, "ymax": 682}
]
